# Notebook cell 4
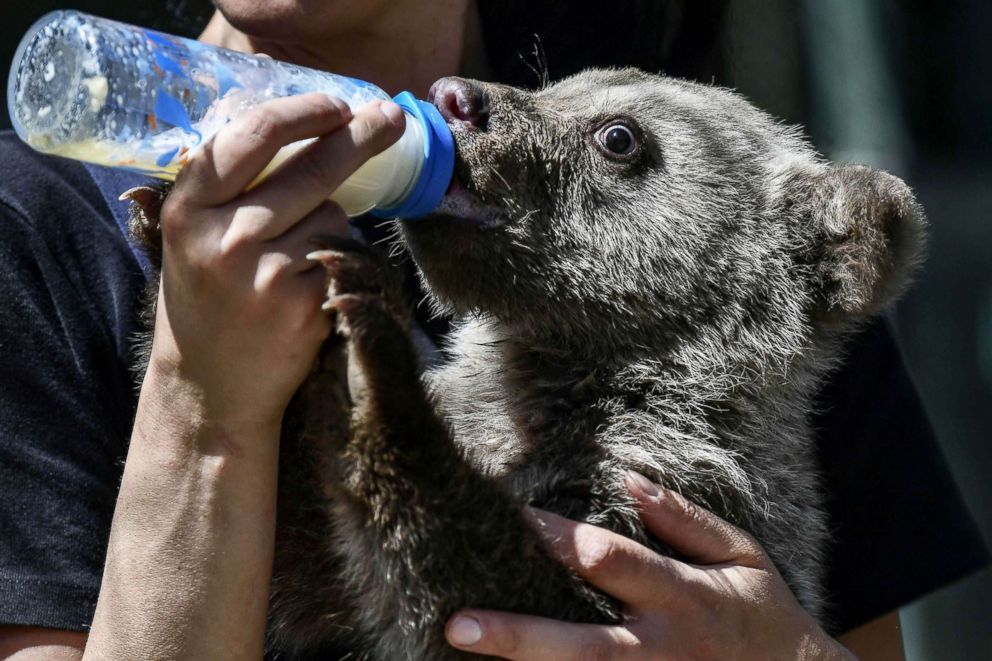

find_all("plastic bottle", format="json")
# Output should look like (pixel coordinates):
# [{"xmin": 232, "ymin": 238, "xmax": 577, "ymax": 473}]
[{"xmin": 7, "ymin": 10, "xmax": 453, "ymax": 219}]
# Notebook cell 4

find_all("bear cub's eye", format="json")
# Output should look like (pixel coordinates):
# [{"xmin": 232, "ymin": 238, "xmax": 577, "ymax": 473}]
[{"xmin": 595, "ymin": 122, "xmax": 638, "ymax": 158}]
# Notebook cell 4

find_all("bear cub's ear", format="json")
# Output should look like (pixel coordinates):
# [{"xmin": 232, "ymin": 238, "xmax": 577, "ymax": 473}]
[{"xmin": 787, "ymin": 164, "xmax": 927, "ymax": 322}]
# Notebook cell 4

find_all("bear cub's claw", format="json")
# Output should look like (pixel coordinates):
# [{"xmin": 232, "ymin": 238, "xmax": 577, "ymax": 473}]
[
  {"xmin": 306, "ymin": 241, "xmax": 408, "ymax": 343},
  {"xmin": 307, "ymin": 249, "xmax": 388, "ymax": 302}
]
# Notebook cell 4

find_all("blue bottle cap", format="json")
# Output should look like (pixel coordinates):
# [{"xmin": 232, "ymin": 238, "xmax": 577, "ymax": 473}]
[{"xmin": 370, "ymin": 91, "xmax": 454, "ymax": 220}]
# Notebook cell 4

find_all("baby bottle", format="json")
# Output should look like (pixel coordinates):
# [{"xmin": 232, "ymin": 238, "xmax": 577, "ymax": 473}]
[{"xmin": 7, "ymin": 10, "xmax": 454, "ymax": 219}]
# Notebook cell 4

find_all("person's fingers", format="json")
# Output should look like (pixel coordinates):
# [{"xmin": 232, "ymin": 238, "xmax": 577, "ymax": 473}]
[
  {"xmin": 242, "ymin": 100, "xmax": 405, "ymax": 229},
  {"xmin": 625, "ymin": 471, "xmax": 765, "ymax": 568},
  {"xmin": 249, "ymin": 204, "xmax": 348, "ymax": 322},
  {"xmin": 244, "ymin": 247, "xmax": 331, "ymax": 339},
  {"xmin": 525, "ymin": 507, "xmax": 693, "ymax": 609},
  {"xmin": 176, "ymin": 93, "xmax": 352, "ymax": 206},
  {"xmin": 445, "ymin": 610, "xmax": 643, "ymax": 661},
  {"xmin": 259, "ymin": 201, "xmax": 350, "ymax": 274}
]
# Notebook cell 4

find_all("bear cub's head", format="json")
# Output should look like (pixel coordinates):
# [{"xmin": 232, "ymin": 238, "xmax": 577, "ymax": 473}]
[{"xmin": 402, "ymin": 69, "xmax": 926, "ymax": 365}]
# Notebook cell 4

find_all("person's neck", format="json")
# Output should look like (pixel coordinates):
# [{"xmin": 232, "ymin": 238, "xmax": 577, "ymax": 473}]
[{"xmin": 197, "ymin": 1, "xmax": 488, "ymax": 97}]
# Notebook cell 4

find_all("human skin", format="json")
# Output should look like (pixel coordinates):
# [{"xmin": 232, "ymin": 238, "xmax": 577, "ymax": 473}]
[
  {"xmin": 448, "ymin": 473, "xmax": 855, "ymax": 660},
  {"xmin": 0, "ymin": 1, "xmax": 902, "ymax": 659}
]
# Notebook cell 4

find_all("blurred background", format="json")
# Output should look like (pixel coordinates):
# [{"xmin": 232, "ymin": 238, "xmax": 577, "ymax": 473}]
[{"xmin": 2, "ymin": 0, "xmax": 989, "ymax": 657}]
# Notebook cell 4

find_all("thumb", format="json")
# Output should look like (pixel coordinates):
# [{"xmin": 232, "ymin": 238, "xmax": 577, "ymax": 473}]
[{"xmin": 625, "ymin": 471, "xmax": 767, "ymax": 568}]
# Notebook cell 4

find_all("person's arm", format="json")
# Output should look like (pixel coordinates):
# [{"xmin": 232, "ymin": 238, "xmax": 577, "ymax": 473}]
[
  {"xmin": 445, "ymin": 472, "xmax": 865, "ymax": 660},
  {"xmin": 74, "ymin": 93, "xmax": 404, "ymax": 660}
]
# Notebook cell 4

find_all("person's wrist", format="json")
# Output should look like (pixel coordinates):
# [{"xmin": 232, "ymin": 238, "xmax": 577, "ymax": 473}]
[{"xmin": 136, "ymin": 351, "xmax": 285, "ymax": 460}]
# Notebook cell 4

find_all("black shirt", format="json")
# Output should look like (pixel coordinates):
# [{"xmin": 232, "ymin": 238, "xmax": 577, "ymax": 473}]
[
  {"xmin": 1, "ymin": 1, "xmax": 988, "ymax": 641},
  {"xmin": 0, "ymin": 134, "xmax": 145, "ymax": 630}
]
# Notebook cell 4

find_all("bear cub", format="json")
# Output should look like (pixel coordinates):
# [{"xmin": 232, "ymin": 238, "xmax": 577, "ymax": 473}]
[{"xmin": 128, "ymin": 68, "xmax": 925, "ymax": 660}]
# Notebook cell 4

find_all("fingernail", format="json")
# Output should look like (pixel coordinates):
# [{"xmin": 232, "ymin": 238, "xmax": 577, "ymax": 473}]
[
  {"xmin": 448, "ymin": 615, "xmax": 482, "ymax": 646},
  {"xmin": 626, "ymin": 470, "xmax": 659, "ymax": 498},
  {"xmin": 521, "ymin": 505, "xmax": 552, "ymax": 531},
  {"xmin": 522, "ymin": 507, "xmax": 570, "ymax": 553},
  {"xmin": 379, "ymin": 101, "xmax": 405, "ymax": 126},
  {"xmin": 522, "ymin": 505, "xmax": 541, "ymax": 522}
]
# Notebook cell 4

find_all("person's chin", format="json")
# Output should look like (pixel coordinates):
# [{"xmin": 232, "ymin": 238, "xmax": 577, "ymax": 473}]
[
  {"xmin": 215, "ymin": 0, "xmax": 390, "ymax": 41},
  {"xmin": 212, "ymin": 0, "xmax": 329, "ymax": 41}
]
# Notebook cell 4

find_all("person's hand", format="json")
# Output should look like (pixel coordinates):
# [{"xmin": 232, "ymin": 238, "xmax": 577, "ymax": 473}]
[
  {"xmin": 148, "ymin": 92, "xmax": 405, "ymax": 435},
  {"xmin": 445, "ymin": 472, "xmax": 855, "ymax": 660}
]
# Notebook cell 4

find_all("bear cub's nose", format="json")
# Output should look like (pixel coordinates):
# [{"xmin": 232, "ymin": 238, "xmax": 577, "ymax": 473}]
[{"xmin": 429, "ymin": 77, "xmax": 490, "ymax": 130}]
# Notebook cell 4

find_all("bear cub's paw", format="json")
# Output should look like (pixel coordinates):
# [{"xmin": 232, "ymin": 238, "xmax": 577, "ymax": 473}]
[{"xmin": 306, "ymin": 239, "xmax": 407, "ymax": 339}]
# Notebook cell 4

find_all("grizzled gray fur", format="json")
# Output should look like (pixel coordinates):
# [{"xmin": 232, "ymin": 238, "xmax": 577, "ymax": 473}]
[{"xmin": 128, "ymin": 68, "xmax": 926, "ymax": 659}]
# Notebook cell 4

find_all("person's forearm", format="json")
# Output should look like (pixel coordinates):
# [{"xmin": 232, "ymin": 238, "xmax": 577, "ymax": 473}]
[{"xmin": 84, "ymin": 360, "xmax": 280, "ymax": 661}]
